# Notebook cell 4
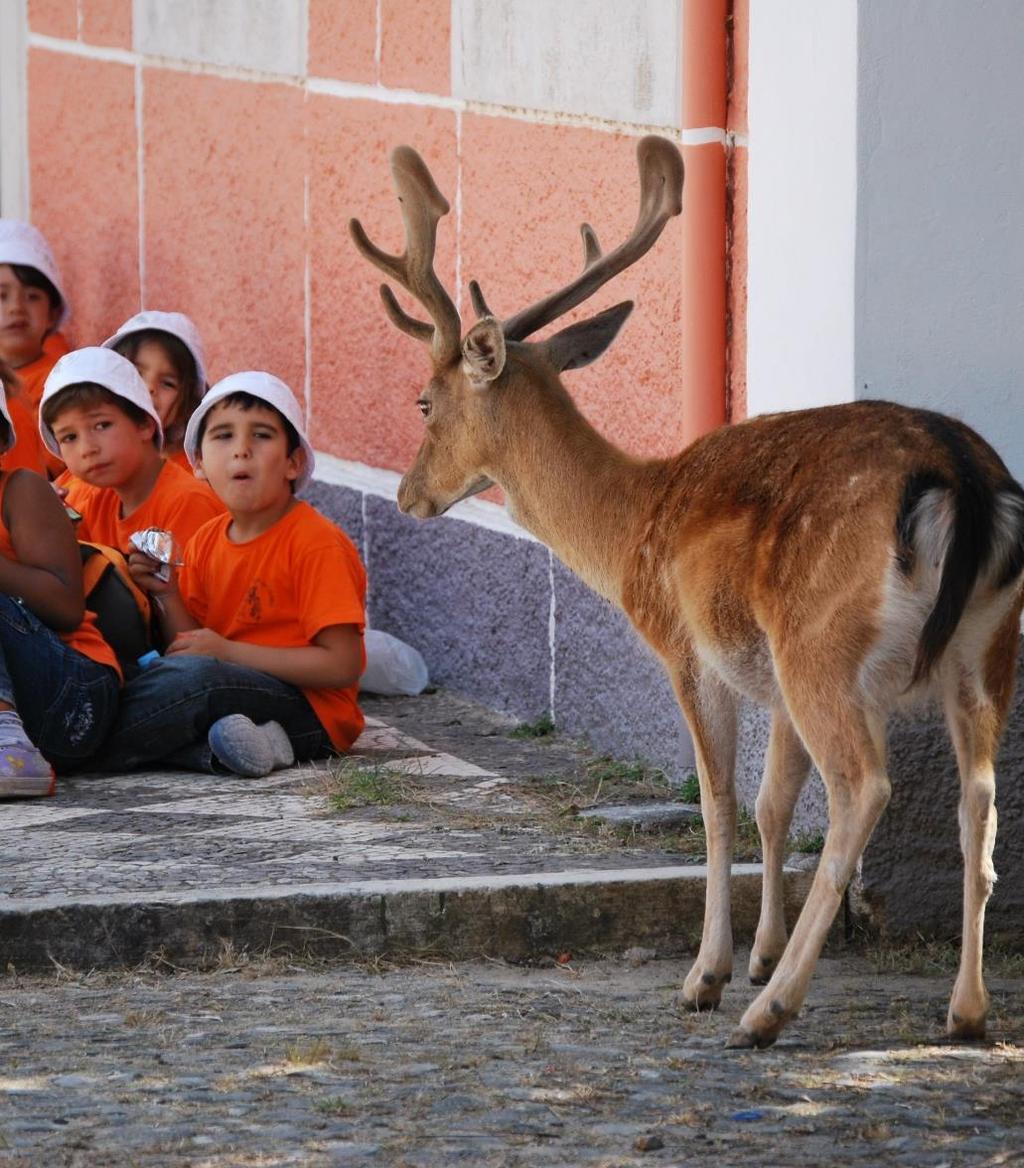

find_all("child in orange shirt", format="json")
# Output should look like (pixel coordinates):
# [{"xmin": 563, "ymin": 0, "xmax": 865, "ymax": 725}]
[
  {"xmin": 0, "ymin": 361, "xmax": 120, "ymax": 795},
  {"xmin": 103, "ymin": 310, "xmax": 208, "ymax": 471},
  {"xmin": 94, "ymin": 371, "xmax": 366, "ymax": 777},
  {"xmin": 39, "ymin": 347, "xmax": 224, "ymax": 556},
  {"xmin": 0, "ymin": 220, "xmax": 70, "ymax": 477}
]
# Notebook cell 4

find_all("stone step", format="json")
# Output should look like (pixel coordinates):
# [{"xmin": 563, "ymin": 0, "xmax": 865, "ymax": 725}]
[{"xmin": 0, "ymin": 865, "xmax": 814, "ymax": 973}]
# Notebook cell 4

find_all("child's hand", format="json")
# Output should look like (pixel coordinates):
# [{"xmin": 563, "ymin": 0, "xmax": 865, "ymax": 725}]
[
  {"xmin": 167, "ymin": 627, "xmax": 232, "ymax": 660},
  {"xmin": 127, "ymin": 551, "xmax": 178, "ymax": 595},
  {"xmin": 51, "ymin": 481, "xmax": 69, "ymax": 501}
]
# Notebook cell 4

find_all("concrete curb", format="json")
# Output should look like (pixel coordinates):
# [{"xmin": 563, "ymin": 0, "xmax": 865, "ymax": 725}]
[{"xmin": 0, "ymin": 865, "xmax": 813, "ymax": 972}]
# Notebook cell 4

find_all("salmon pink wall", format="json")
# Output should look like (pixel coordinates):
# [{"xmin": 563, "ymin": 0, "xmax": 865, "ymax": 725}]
[
  {"xmin": 28, "ymin": 47, "xmax": 139, "ymax": 348},
  {"xmin": 22, "ymin": 0, "xmax": 746, "ymax": 473}
]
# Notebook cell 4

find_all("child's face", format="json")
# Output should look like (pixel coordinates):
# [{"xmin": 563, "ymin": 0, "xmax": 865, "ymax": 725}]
[
  {"xmin": 0, "ymin": 264, "xmax": 59, "ymax": 367},
  {"xmin": 196, "ymin": 400, "xmax": 302, "ymax": 513},
  {"xmin": 131, "ymin": 339, "xmax": 183, "ymax": 430},
  {"xmin": 51, "ymin": 401, "xmax": 158, "ymax": 489}
]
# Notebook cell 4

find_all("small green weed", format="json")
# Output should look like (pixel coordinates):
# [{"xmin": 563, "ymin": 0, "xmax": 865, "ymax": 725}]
[
  {"xmin": 327, "ymin": 761, "xmax": 406, "ymax": 811},
  {"xmin": 315, "ymin": 1096, "xmax": 354, "ymax": 1116},
  {"xmin": 789, "ymin": 828, "xmax": 825, "ymax": 854},
  {"xmin": 510, "ymin": 713, "xmax": 555, "ymax": 739},
  {"xmin": 678, "ymin": 772, "xmax": 701, "ymax": 803}
]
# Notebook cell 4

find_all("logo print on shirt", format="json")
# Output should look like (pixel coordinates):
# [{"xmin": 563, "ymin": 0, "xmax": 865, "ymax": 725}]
[{"xmin": 246, "ymin": 582, "xmax": 263, "ymax": 622}]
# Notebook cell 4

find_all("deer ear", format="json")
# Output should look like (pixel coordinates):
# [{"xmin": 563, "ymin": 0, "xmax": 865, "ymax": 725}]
[
  {"xmin": 461, "ymin": 317, "xmax": 506, "ymax": 387},
  {"xmin": 540, "ymin": 301, "xmax": 634, "ymax": 372}
]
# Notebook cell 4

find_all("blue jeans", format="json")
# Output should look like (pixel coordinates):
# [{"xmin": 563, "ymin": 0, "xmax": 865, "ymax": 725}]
[
  {"xmin": 0, "ymin": 594, "xmax": 120, "ymax": 774},
  {"xmin": 93, "ymin": 654, "xmax": 331, "ymax": 774}
]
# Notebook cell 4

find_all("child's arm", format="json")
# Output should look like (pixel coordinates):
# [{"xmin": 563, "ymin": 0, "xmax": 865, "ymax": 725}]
[
  {"xmin": 0, "ymin": 470, "xmax": 84, "ymax": 631},
  {"xmin": 167, "ymin": 623, "xmax": 363, "ymax": 690},
  {"xmin": 126, "ymin": 552, "xmax": 200, "ymax": 642}
]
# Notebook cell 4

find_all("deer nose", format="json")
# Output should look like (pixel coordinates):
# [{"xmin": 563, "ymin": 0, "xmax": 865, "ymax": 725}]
[{"xmin": 397, "ymin": 477, "xmax": 436, "ymax": 518}]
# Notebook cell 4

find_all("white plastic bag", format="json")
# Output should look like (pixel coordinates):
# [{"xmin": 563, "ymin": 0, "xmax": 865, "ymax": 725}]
[{"xmin": 360, "ymin": 628, "xmax": 430, "ymax": 696}]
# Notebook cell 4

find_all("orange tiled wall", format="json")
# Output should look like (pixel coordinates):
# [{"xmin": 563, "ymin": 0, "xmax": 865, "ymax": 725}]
[{"xmin": 26, "ymin": 0, "xmax": 746, "ymax": 469}]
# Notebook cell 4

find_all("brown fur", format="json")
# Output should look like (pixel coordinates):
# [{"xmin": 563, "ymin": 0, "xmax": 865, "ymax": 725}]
[{"xmin": 353, "ymin": 137, "xmax": 1024, "ymax": 1048}]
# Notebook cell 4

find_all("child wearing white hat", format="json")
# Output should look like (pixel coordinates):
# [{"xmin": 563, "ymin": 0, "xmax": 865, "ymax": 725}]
[
  {"xmin": 103, "ymin": 310, "xmax": 208, "ymax": 471},
  {"xmin": 0, "ymin": 220, "xmax": 71, "ymax": 478},
  {"xmin": 0, "ymin": 360, "xmax": 121, "ymax": 796},
  {"xmin": 39, "ymin": 347, "xmax": 223, "ymax": 555},
  {"xmin": 94, "ymin": 371, "xmax": 367, "ymax": 778}
]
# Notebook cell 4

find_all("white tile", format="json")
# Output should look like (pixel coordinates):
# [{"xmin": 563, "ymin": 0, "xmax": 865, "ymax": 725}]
[
  {"xmin": 134, "ymin": 0, "xmax": 306, "ymax": 77},
  {"xmin": 380, "ymin": 754, "xmax": 497, "ymax": 778},
  {"xmin": 454, "ymin": 0, "xmax": 680, "ymax": 127}
]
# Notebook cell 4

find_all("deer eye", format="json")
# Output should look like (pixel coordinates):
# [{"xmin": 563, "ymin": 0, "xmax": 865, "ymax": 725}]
[{"xmin": 417, "ymin": 398, "xmax": 431, "ymax": 418}]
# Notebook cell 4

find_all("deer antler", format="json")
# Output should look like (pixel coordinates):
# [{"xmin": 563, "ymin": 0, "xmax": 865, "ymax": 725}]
[
  {"xmin": 500, "ymin": 135, "xmax": 683, "ymax": 343},
  {"xmin": 349, "ymin": 146, "xmax": 462, "ymax": 364},
  {"xmin": 469, "ymin": 222, "xmax": 604, "ymax": 323}
]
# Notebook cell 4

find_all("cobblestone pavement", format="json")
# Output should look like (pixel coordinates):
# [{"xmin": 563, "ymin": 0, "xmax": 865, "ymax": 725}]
[{"xmin": 1, "ymin": 952, "xmax": 1022, "ymax": 1167}]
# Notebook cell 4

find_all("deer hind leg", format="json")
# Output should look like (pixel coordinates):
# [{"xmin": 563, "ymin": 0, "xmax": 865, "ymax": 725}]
[
  {"xmin": 749, "ymin": 710, "xmax": 812, "ymax": 986},
  {"xmin": 672, "ymin": 665, "xmax": 739, "ymax": 1011},
  {"xmin": 729, "ymin": 687, "xmax": 890, "ymax": 1049},
  {"xmin": 943, "ymin": 613, "xmax": 1019, "ymax": 1040}
]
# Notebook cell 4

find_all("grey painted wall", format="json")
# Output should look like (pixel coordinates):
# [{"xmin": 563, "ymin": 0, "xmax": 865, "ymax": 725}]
[
  {"xmin": 855, "ymin": 0, "xmax": 1024, "ymax": 482},
  {"xmin": 303, "ymin": 480, "xmax": 696, "ymax": 779}
]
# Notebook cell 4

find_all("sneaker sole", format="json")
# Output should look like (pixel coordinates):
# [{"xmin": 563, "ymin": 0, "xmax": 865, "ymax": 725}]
[{"xmin": 0, "ymin": 769, "xmax": 56, "ymax": 798}]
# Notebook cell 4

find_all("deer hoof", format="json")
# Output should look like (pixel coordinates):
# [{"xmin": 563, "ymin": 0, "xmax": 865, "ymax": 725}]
[
  {"xmin": 947, "ymin": 1010, "xmax": 987, "ymax": 1042},
  {"xmin": 679, "ymin": 968, "xmax": 731, "ymax": 1012},
  {"xmin": 748, "ymin": 952, "xmax": 778, "ymax": 985},
  {"xmin": 726, "ymin": 1023, "xmax": 780, "ymax": 1050},
  {"xmin": 676, "ymin": 989, "xmax": 721, "ymax": 1013}
]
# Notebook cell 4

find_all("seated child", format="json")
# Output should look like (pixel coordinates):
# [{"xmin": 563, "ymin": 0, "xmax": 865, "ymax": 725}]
[
  {"xmin": 94, "ymin": 371, "xmax": 366, "ymax": 777},
  {"xmin": 103, "ymin": 310, "xmax": 207, "ymax": 471},
  {"xmin": 39, "ymin": 347, "xmax": 224, "ymax": 554},
  {"xmin": 0, "ymin": 361, "xmax": 121, "ymax": 795},
  {"xmin": 0, "ymin": 219, "xmax": 70, "ymax": 478}
]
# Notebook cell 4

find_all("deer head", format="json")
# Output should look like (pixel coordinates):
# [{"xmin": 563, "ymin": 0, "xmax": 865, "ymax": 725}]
[{"xmin": 350, "ymin": 136, "xmax": 684, "ymax": 519}]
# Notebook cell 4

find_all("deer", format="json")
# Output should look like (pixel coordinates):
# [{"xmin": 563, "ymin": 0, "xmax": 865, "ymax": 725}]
[{"xmin": 350, "ymin": 135, "xmax": 1024, "ymax": 1049}]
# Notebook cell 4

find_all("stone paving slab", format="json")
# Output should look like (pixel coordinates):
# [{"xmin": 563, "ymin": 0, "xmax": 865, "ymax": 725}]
[{"xmin": 1, "ymin": 690, "xmax": 813, "ymax": 972}]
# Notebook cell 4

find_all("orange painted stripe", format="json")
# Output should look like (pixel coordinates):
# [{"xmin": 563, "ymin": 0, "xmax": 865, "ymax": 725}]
[{"xmin": 681, "ymin": 0, "xmax": 729, "ymax": 442}]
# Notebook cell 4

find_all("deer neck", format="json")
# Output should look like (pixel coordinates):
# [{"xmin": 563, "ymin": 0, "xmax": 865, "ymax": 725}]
[{"xmin": 493, "ymin": 382, "xmax": 658, "ymax": 603}]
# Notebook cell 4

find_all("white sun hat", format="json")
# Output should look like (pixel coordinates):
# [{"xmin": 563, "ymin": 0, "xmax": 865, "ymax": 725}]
[
  {"xmin": 184, "ymin": 371, "xmax": 315, "ymax": 492},
  {"xmin": 102, "ymin": 310, "xmax": 208, "ymax": 390},
  {"xmin": 39, "ymin": 346, "xmax": 164, "ymax": 457},
  {"xmin": 0, "ymin": 219, "xmax": 69, "ymax": 327}
]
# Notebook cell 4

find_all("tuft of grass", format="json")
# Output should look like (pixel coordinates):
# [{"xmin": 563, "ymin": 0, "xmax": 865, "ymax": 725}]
[
  {"xmin": 315, "ymin": 1096, "xmax": 354, "ymax": 1117},
  {"xmin": 326, "ymin": 760, "xmax": 408, "ymax": 811},
  {"xmin": 789, "ymin": 828, "xmax": 825, "ymax": 854},
  {"xmin": 510, "ymin": 713, "xmax": 555, "ymax": 739},
  {"xmin": 677, "ymin": 807, "xmax": 762, "ymax": 862},
  {"xmin": 285, "ymin": 1038, "xmax": 332, "ymax": 1066},
  {"xmin": 678, "ymin": 772, "xmax": 701, "ymax": 803},
  {"xmin": 865, "ymin": 935, "xmax": 1024, "ymax": 978}
]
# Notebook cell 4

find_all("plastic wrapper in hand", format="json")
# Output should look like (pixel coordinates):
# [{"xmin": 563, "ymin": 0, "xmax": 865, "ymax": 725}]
[
  {"xmin": 129, "ymin": 527, "xmax": 182, "ymax": 582},
  {"xmin": 360, "ymin": 629, "xmax": 429, "ymax": 696}
]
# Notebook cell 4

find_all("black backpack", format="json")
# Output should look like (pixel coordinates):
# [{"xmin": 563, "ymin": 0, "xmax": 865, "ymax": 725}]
[{"xmin": 79, "ymin": 542, "xmax": 153, "ymax": 677}]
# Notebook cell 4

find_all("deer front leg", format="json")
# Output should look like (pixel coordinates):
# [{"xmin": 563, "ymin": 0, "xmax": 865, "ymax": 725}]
[
  {"xmin": 672, "ymin": 665, "xmax": 738, "ymax": 1011},
  {"xmin": 750, "ymin": 710, "xmax": 811, "ymax": 985}
]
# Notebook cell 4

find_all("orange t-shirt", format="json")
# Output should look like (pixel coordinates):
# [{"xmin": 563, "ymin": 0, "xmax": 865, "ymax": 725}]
[
  {"xmin": 178, "ymin": 502, "xmax": 367, "ymax": 751},
  {"xmin": 69, "ymin": 457, "xmax": 225, "ymax": 555},
  {"xmin": 0, "ymin": 469, "xmax": 120, "ymax": 677},
  {"xmin": 0, "ymin": 395, "xmax": 50, "ymax": 477},
  {"xmin": 0, "ymin": 333, "xmax": 71, "ymax": 478}
]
